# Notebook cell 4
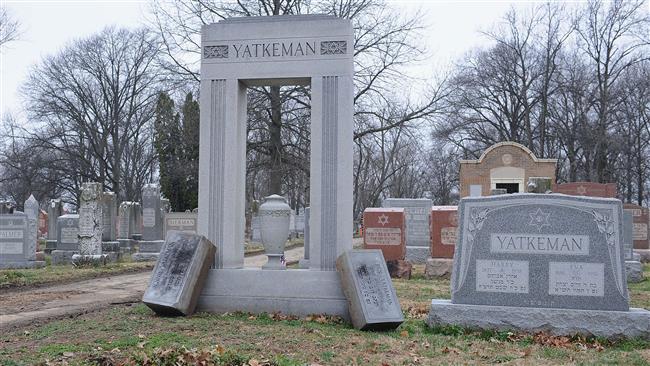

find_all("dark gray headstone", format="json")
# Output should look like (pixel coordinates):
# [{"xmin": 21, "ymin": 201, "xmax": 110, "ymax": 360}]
[
  {"xmin": 142, "ymin": 184, "xmax": 163, "ymax": 241},
  {"xmin": 336, "ymin": 249, "xmax": 404, "ymax": 330},
  {"xmin": 101, "ymin": 192, "xmax": 117, "ymax": 241},
  {"xmin": 47, "ymin": 199, "xmax": 63, "ymax": 241},
  {"xmin": 451, "ymin": 194, "xmax": 629, "ymax": 311},
  {"xmin": 142, "ymin": 231, "xmax": 216, "ymax": 316},
  {"xmin": 56, "ymin": 214, "xmax": 79, "ymax": 251},
  {"xmin": 132, "ymin": 202, "xmax": 142, "ymax": 240}
]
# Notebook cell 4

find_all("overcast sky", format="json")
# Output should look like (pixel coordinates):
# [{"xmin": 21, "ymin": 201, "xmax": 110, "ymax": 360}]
[{"xmin": 0, "ymin": 0, "xmax": 585, "ymax": 121}]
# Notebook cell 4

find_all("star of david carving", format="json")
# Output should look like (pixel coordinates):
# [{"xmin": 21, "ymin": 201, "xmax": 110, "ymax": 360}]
[
  {"xmin": 576, "ymin": 185, "xmax": 587, "ymax": 195},
  {"xmin": 377, "ymin": 214, "xmax": 389, "ymax": 226},
  {"xmin": 529, "ymin": 208, "xmax": 551, "ymax": 232}
]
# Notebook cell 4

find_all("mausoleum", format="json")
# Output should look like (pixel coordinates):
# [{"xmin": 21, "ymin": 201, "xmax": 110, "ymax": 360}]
[{"xmin": 459, "ymin": 142, "xmax": 557, "ymax": 197}]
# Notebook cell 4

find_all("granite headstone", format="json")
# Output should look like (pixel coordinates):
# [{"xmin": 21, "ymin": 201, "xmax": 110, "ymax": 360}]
[
  {"xmin": 382, "ymin": 198, "xmax": 431, "ymax": 263},
  {"xmin": 164, "ymin": 212, "xmax": 198, "ymax": 237},
  {"xmin": 23, "ymin": 195, "xmax": 39, "ymax": 261},
  {"xmin": 337, "ymin": 249, "xmax": 404, "ymax": 330},
  {"xmin": 427, "ymin": 194, "xmax": 650, "ymax": 339},
  {"xmin": 142, "ymin": 231, "xmax": 216, "ymax": 316},
  {"xmin": 0, "ymin": 213, "xmax": 44, "ymax": 268},
  {"xmin": 45, "ymin": 199, "xmax": 63, "ymax": 253}
]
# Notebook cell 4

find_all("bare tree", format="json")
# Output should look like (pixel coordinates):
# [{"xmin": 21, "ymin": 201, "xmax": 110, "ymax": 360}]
[
  {"xmin": 20, "ymin": 27, "xmax": 162, "ymax": 204},
  {"xmin": 0, "ymin": 7, "xmax": 21, "ymax": 49},
  {"xmin": 575, "ymin": 0, "xmax": 650, "ymax": 182}
]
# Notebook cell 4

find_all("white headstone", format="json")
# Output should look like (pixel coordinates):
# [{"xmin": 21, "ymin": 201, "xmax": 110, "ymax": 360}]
[
  {"xmin": 78, "ymin": 182, "xmax": 103, "ymax": 256},
  {"xmin": 23, "ymin": 195, "xmax": 39, "ymax": 260}
]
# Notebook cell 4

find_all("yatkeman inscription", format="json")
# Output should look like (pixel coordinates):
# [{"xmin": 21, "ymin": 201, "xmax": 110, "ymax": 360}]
[
  {"xmin": 232, "ymin": 41, "xmax": 316, "ymax": 58},
  {"xmin": 491, "ymin": 234, "xmax": 589, "ymax": 255}
]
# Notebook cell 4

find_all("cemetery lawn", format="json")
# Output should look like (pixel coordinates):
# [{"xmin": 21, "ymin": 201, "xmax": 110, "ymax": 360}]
[
  {"xmin": 0, "ymin": 261, "xmax": 153, "ymax": 291},
  {"xmin": 0, "ymin": 265, "xmax": 648, "ymax": 365}
]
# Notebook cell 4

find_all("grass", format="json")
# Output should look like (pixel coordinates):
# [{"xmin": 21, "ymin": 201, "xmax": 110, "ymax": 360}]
[
  {"xmin": 0, "ymin": 260, "xmax": 153, "ymax": 291},
  {"xmin": 0, "ymin": 264, "xmax": 648, "ymax": 365}
]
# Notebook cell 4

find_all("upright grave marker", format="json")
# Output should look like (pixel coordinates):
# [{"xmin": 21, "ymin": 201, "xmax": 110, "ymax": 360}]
[
  {"xmin": 52, "ymin": 214, "xmax": 79, "ymax": 264},
  {"xmin": 426, "ymin": 206, "xmax": 458, "ymax": 278},
  {"xmin": 623, "ymin": 203, "xmax": 649, "ymax": 250},
  {"xmin": 133, "ymin": 184, "xmax": 165, "ymax": 261},
  {"xmin": 0, "ymin": 213, "xmax": 45, "ymax": 268},
  {"xmin": 427, "ymin": 194, "xmax": 650, "ymax": 339},
  {"xmin": 552, "ymin": 182, "xmax": 617, "ymax": 198},
  {"xmin": 100, "ymin": 192, "xmax": 120, "ymax": 256},
  {"xmin": 74, "ymin": 182, "xmax": 106, "ymax": 263},
  {"xmin": 382, "ymin": 198, "xmax": 431, "ymax": 263},
  {"xmin": 117, "ymin": 202, "xmax": 135, "ymax": 252},
  {"xmin": 164, "ymin": 212, "xmax": 198, "ymax": 237},
  {"xmin": 624, "ymin": 211, "xmax": 644, "ymax": 283},
  {"xmin": 132, "ymin": 202, "xmax": 142, "ymax": 240},
  {"xmin": 362, "ymin": 208, "xmax": 405, "ymax": 261},
  {"xmin": 45, "ymin": 199, "xmax": 63, "ymax": 253},
  {"xmin": 23, "ymin": 195, "xmax": 39, "ymax": 260}
]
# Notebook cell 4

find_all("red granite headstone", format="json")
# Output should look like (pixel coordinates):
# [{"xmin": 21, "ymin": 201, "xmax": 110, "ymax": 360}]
[
  {"xmin": 362, "ymin": 208, "xmax": 406, "ymax": 261},
  {"xmin": 552, "ymin": 182, "xmax": 617, "ymax": 198},
  {"xmin": 430, "ymin": 206, "xmax": 458, "ymax": 259},
  {"xmin": 623, "ymin": 203, "xmax": 649, "ymax": 250}
]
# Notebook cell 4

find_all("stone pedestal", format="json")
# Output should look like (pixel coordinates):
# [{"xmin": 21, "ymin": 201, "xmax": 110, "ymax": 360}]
[
  {"xmin": 428, "ymin": 300, "xmax": 650, "ymax": 339},
  {"xmin": 44, "ymin": 240, "xmax": 57, "ymax": 254},
  {"xmin": 51, "ymin": 250, "xmax": 76, "ymax": 265},
  {"xmin": 0, "ymin": 260, "xmax": 45, "ymax": 269},
  {"xmin": 425, "ymin": 258, "xmax": 453, "ymax": 278},
  {"xmin": 118, "ymin": 238, "xmax": 136, "ymax": 253},
  {"xmin": 133, "ymin": 240, "xmax": 165, "ymax": 261}
]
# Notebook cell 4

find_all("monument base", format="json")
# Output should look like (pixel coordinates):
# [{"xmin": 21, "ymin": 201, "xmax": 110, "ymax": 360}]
[
  {"xmin": 72, "ymin": 254, "xmax": 108, "ymax": 265},
  {"xmin": 405, "ymin": 246, "xmax": 430, "ymax": 264},
  {"xmin": 197, "ymin": 268, "xmax": 349, "ymax": 320},
  {"xmin": 138, "ymin": 240, "xmax": 164, "ymax": 252},
  {"xmin": 51, "ymin": 250, "xmax": 76, "ymax": 265},
  {"xmin": 102, "ymin": 241, "xmax": 121, "ymax": 253},
  {"xmin": 0, "ymin": 260, "xmax": 45, "ymax": 269},
  {"xmin": 625, "ymin": 261, "xmax": 644, "ymax": 283},
  {"xmin": 424, "ymin": 258, "xmax": 453, "ymax": 278},
  {"xmin": 132, "ymin": 252, "xmax": 160, "ymax": 262},
  {"xmin": 117, "ymin": 238, "xmax": 136, "ymax": 253},
  {"xmin": 44, "ymin": 240, "xmax": 57, "ymax": 254},
  {"xmin": 427, "ymin": 299, "xmax": 650, "ymax": 340}
]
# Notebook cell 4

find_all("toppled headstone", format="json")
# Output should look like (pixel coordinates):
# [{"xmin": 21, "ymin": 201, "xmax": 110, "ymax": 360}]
[
  {"xmin": 143, "ymin": 231, "xmax": 216, "ymax": 316},
  {"xmin": 337, "ymin": 250, "xmax": 404, "ymax": 330},
  {"xmin": 427, "ymin": 194, "xmax": 650, "ymax": 339}
]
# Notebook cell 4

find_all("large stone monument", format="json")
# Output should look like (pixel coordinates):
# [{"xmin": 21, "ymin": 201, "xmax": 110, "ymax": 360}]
[
  {"xmin": 382, "ymin": 198, "xmax": 431, "ymax": 263},
  {"xmin": 52, "ymin": 214, "xmax": 79, "ymax": 264},
  {"xmin": 427, "ymin": 194, "xmax": 650, "ymax": 339},
  {"xmin": 73, "ymin": 182, "xmax": 106, "ymax": 263},
  {"xmin": 196, "ymin": 15, "xmax": 353, "ymax": 318},
  {"xmin": 0, "ymin": 213, "xmax": 45, "ymax": 269},
  {"xmin": 45, "ymin": 199, "xmax": 63, "ymax": 253},
  {"xmin": 23, "ymin": 194, "xmax": 39, "ymax": 260},
  {"xmin": 133, "ymin": 184, "xmax": 166, "ymax": 261}
]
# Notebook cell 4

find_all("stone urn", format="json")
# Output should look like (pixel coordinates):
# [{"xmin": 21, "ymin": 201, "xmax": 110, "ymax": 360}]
[{"xmin": 259, "ymin": 194, "xmax": 291, "ymax": 270}]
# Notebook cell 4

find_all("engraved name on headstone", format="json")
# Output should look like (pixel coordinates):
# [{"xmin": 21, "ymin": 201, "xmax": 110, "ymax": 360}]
[
  {"xmin": 164, "ymin": 212, "xmax": 198, "ymax": 237},
  {"xmin": 0, "ymin": 214, "xmax": 28, "ymax": 261},
  {"xmin": 450, "ymin": 194, "xmax": 628, "ymax": 311}
]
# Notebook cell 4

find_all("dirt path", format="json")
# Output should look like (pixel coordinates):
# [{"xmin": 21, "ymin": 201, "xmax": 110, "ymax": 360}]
[{"xmin": 0, "ymin": 246, "xmax": 305, "ymax": 329}]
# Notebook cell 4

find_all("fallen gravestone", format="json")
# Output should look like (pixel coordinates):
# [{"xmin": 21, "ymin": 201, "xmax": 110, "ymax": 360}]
[
  {"xmin": 143, "ymin": 231, "xmax": 216, "ymax": 316},
  {"xmin": 427, "ymin": 194, "xmax": 650, "ymax": 339},
  {"xmin": 337, "ymin": 249, "xmax": 404, "ymax": 330}
]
